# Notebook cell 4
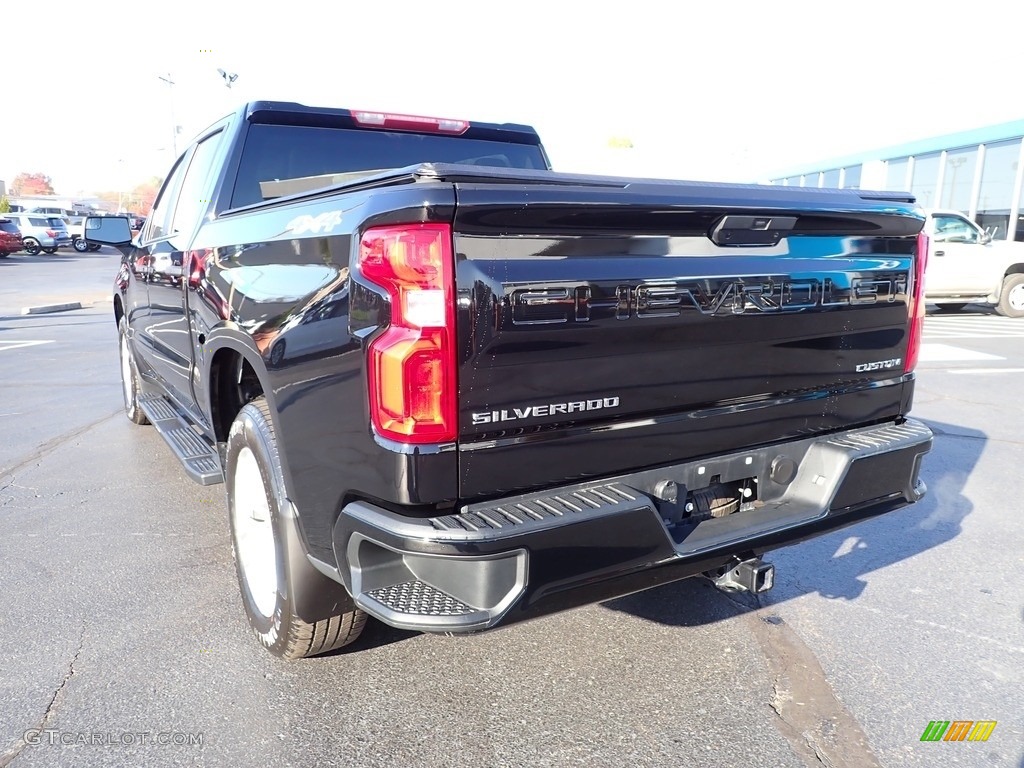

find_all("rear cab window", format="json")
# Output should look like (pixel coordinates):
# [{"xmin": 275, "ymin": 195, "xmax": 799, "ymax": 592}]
[{"xmin": 230, "ymin": 124, "xmax": 549, "ymax": 208}]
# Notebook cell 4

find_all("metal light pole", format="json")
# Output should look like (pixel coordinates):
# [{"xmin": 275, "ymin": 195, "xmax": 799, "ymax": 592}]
[{"xmin": 157, "ymin": 73, "xmax": 178, "ymax": 157}]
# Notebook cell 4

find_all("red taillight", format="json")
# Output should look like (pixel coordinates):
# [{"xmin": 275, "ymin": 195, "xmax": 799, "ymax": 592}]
[
  {"xmin": 905, "ymin": 231, "xmax": 929, "ymax": 373},
  {"xmin": 46, "ymin": 229, "xmax": 59, "ymax": 237},
  {"xmin": 351, "ymin": 110, "xmax": 469, "ymax": 134},
  {"xmin": 359, "ymin": 223, "xmax": 456, "ymax": 444}
]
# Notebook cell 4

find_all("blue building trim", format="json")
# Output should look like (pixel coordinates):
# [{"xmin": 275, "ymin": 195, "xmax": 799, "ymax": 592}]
[{"xmin": 769, "ymin": 119, "xmax": 1024, "ymax": 179}]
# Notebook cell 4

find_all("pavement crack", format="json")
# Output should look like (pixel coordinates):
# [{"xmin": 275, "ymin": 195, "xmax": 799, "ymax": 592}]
[
  {"xmin": 0, "ymin": 410, "xmax": 121, "ymax": 480},
  {"xmin": 0, "ymin": 628, "xmax": 85, "ymax": 767},
  {"xmin": 746, "ymin": 611, "xmax": 882, "ymax": 768}
]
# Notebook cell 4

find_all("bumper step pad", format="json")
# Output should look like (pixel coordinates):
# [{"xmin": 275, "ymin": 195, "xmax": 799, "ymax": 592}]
[
  {"xmin": 365, "ymin": 581, "xmax": 476, "ymax": 617},
  {"xmin": 137, "ymin": 394, "xmax": 223, "ymax": 485}
]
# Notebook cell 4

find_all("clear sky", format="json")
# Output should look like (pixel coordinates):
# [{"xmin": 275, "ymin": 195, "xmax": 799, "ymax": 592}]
[{"xmin": 2, "ymin": 0, "xmax": 1021, "ymax": 197}]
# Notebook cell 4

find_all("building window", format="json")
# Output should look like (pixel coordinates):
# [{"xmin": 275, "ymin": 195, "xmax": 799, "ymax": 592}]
[
  {"xmin": 910, "ymin": 152, "xmax": 941, "ymax": 208},
  {"xmin": 822, "ymin": 169, "xmax": 840, "ymax": 188},
  {"xmin": 885, "ymin": 158, "xmax": 909, "ymax": 190},
  {"xmin": 843, "ymin": 165, "xmax": 862, "ymax": 189},
  {"xmin": 976, "ymin": 139, "xmax": 1020, "ymax": 241},
  {"xmin": 939, "ymin": 147, "xmax": 978, "ymax": 211}
]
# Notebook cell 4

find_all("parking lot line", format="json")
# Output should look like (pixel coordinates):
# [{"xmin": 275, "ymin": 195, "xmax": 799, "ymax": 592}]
[
  {"xmin": 948, "ymin": 367, "xmax": 1024, "ymax": 375},
  {"xmin": 917, "ymin": 343, "xmax": 1004, "ymax": 362},
  {"xmin": 0, "ymin": 340, "xmax": 55, "ymax": 352}
]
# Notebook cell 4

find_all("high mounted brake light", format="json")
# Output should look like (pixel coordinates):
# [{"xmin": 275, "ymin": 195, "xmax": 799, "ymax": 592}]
[
  {"xmin": 905, "ymin": 231, "xmax": 929, "ymax": 373},
  {"xmin": 351, "ymin": 110, "xmax": 469, "ymax": 134},
  {"xmin": 359, "ymin": 223, "xmax": 457, "ymax": 444}
]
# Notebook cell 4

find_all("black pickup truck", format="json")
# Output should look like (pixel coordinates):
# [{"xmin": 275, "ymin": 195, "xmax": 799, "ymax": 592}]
[{"xmin": 87, "ymin": 102, "xmax": 932, "ymax": 659}]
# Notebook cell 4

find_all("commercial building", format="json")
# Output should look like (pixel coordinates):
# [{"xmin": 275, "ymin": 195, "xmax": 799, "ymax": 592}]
[
  {"xmin": 5, "ymin": 194, "xmax": 113, "ymax": 215},
  {"xmin": 768, "ymin": 120, "xmax": 1024, "ymax": 242}
]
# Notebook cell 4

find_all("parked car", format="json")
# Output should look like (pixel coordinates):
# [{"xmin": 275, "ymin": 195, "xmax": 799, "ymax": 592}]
[
  {"xmin": 923, "ymin": 209, "xmax": 1024, "ymax": 317},
  {"xmin": 88, "ymin": 101, "xmax": 931, "ymax": 660},
  {"xmin": 3, "ymin": 213, "xmax": 72, "ymax": 255},
  {"xmin": 0, "ymin": 218, "xmax": 23, "ymax": 257},
  {"xmin": 64, "ymin": 216, "xmax": 104, "ymax": 252}
]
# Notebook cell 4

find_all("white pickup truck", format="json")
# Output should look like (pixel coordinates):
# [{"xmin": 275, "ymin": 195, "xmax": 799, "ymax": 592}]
[
  {"xmin": 63, "ymin": 216, "xmax": 103, "ymax": 253},
  {"xmin": 924, "ymin": 209, "xmax": 1024, "ymax": 317}
]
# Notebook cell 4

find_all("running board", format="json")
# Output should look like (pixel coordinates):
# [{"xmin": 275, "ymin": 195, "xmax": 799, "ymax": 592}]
[{"xmin": 137, "ymin": 394, "xmax": 224, "ymax": 485}]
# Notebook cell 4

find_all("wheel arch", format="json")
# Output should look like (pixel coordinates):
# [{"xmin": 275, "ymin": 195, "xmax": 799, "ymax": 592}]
[
  {"xmin": 205, "ymin": 337, "xmax": 273, "ymax": 444},
  {"xmin": 1003, "ymin": 263, "xmax": 1024, "ymax": 279}
]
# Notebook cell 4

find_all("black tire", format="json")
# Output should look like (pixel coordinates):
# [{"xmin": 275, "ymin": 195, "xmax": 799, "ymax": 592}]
[
  {"xmin": 0, "ymin": 252, "xmax": 7, "ymax": 259},
  {"xmin": 22, "ymin": 237, "xmax": 40, "ymax": 255},
  {"xmin": 226, "ymin": 397, "xmax": 366, "ymax": 659},
  {"xmin": 73, "ymin": 237, "xmax": 90, "ymax": 253},
  {"xmin": 118, "ymin": 316, "xmax": 150, "ymax": 425},
  {"xmin": 42, "ymin": 247, "xmax": 57, "ymax": 254},
  {"xmin": 89, "ymin": 243, "xmax": 102, "ymax": 252},
  {"xmin": 996, "ymin": 274, "xmax": 1024, "ymax": 318}
]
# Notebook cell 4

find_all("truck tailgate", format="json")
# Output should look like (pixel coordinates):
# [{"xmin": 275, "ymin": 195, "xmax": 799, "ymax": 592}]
[{"xmin": 452, "ymin": 180, "xmax": 923, "ymax": 499}]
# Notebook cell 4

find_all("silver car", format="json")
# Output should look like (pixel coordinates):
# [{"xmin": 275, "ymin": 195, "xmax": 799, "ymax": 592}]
[{"xmin": 3, "ymin": 213, "xmax": 73, "ymax": 255}]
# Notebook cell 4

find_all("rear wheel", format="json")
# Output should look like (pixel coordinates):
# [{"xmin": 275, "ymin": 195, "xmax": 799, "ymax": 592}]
[
  {"xmin": 996, "ymin": 275, "xmax": 1024, "ymax": 318},
  {"xmin": 42, "ymin": 247, "xmax": 57, "ymax": 254},
  {"xmin": 22, "ymin": 237, "xmax": 40, "ymax": 255},
  {"xmin": 118, "ymin": 316, "xmax": 150, "ymax": 425},
  {"xmin": 227, "ymin": 397, "xmax": 367, "ymax": 659},
  {"xmin": 89, "ymin": 243, "xmax": 102, "ymax": 252}
]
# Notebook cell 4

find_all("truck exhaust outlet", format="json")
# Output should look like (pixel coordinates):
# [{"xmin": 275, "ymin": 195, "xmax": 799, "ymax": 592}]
[{"xmin": 709, "ymin": 558, "xmax": 775, "ymax": 594}]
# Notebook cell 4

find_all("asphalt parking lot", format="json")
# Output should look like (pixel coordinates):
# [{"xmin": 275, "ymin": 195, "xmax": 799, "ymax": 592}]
[{"xmin": 0, "ymin": 249, "xmax": 1022, "ymax": 767}]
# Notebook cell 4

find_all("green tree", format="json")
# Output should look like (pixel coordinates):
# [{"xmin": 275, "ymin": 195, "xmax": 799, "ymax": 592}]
[{"xmin": 0, "ymin": 195, "xmax": 10, "ymax": 213}]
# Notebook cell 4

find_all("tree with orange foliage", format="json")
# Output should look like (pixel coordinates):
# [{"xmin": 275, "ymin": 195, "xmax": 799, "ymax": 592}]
[
  {"xmin": 11, "ymin": 172, "xmax": 55, "ymax": 196},
  {"xmin": 129, "ymin": 177, "xmax": 162, "ymax": 216}
]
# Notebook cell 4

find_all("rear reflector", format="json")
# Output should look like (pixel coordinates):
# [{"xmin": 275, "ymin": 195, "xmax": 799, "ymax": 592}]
[
  {"xmin": 905, "ymin": 231, "xmax": 929, "ymax": 373},
  {"xmin": 352, "ymin": 110, "xmax": 469, "ymax": 134},
  {"xmin": 359, "ymin": 224, "xmax": 457, "ymax": 444}
]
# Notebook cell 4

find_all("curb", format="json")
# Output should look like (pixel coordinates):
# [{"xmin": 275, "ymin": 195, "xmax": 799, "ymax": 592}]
[{"xmin": 20, "ymin": 302, "xmax": 84, "ymax": 315}]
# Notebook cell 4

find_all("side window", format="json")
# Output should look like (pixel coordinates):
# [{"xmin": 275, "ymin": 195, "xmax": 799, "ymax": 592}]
[
  {"xmin": 144, "ymin": 152, "xmax": 192, "ymax": 242},
  {"xmin": 170, "ymin": 131, "xmax": 224, "ymax": 237},
  {"xmin": 932, "ymin": 215, "xmax": 979, "ymax": 244}
]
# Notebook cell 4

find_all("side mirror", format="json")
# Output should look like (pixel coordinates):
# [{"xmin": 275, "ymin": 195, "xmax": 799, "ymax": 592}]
[{"xmin": 85, "ymin": 216, "xmax": 133, "ymax": 246}]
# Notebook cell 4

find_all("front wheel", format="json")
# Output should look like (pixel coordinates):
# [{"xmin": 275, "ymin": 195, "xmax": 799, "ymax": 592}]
[
  {"xmin": 22, "ymin": 237, "xmax": 40, "ymax": 255},
  {"xmin": 73, "ymin": 237, "xmax": 89, "ymax": 253},
  {"xmin": 118, "ymin": 316, "xmax": 150, "ymax": 425},
  {"xmin": 227, "ymin": 397, "xmax": 367, "ymax": 659},
  {"xmin": 996, "ymin": 274, "xmax": 1024, "ymax": 318}
]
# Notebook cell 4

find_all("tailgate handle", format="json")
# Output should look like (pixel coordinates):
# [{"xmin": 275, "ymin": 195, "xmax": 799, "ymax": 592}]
[{"xmin": 710, "ymin": 215, "xmax": 796, "ymax": 247}]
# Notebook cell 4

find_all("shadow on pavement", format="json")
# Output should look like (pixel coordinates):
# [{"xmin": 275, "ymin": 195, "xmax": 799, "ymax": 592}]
[
  {"xmin": 926, "ymin": 303, "xmax": 997, "ymax": 316},
  {"xmin": 602, "ymin": 418, "xmax": 984, "ymax": 624},
  {"xmin": 0, "ymin": 249, "xmax": 113, "ymax": 265},
  {"xmin": 322, "ymin": 620, "xmax": 419, "ymax": 656}
]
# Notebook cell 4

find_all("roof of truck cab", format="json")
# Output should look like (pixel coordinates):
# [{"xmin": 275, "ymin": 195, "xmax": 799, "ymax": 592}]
[{"xmin": 241, "ymin": 101, "xmax": 543, "ymax": 144}]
